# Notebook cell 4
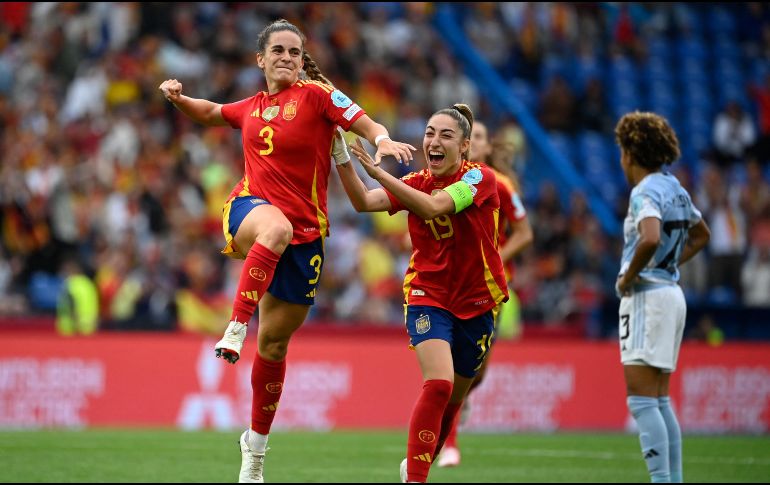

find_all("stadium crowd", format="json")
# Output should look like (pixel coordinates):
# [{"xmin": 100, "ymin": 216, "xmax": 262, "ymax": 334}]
[{"xmin": 0, "ymin": 2, "xmax": 768, "ymax": 337}]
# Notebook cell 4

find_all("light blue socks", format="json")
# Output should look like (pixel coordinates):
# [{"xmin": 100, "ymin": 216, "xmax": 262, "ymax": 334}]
[
  {"xmin": 659, "ymin": 396, "xmax": 682, "ymax": 483},
  {"xmin": 627, "ymin": 396, "xmax": 671, "ymax": 483}
]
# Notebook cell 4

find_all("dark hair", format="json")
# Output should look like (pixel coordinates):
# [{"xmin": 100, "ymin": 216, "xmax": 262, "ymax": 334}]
[
  {"xmin": 256, "ymin": 19, "xmax": 332, "ymax": 85},
  {"xmin": 614, "ymin": 111, "xmax": 680, "ymax": 170},
  {"xmin": 432, "ymin": 103, "xmax": 474, "ymax": 159}
]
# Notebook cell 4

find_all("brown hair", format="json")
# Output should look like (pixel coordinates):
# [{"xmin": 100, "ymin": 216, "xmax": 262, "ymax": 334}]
[
  {"xmin": 614, "ymin": 111, "xmax": 680, "ymax": 170},
  {"xmin": 433, "ymin": 103, "xmax": 474, "ymax": 159},
  {"xmin": 256, "ymin": 19, "xmax": 332, "ymax": 85}
]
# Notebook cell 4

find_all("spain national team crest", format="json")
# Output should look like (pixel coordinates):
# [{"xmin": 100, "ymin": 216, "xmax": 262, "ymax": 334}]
[
  {"xmin": 262, "ymin": 105, "xmax": 279, "ymax": 122},
  {"xmin": 283, "ymin": 100, "xmax": 297, "ymax": 120},
  {"xmin": 415, "ymin": 314, "xmax": 431, "ymax": 334}
]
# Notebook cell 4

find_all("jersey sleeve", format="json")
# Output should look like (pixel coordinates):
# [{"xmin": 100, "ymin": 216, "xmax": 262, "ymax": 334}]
[
  {"xmin": 463, "ymin": 166, "xmax": 498, "ymax": 211},
  {"xmin": 385, "ymin": 173, "xmax": 422, "ymax": 215},
  {"xmin": 630, "ymin": 188, "xmax": 662, "ymax": 227},
  {"xmin": 310, "ymin": 85, "xmax": 366, "ymax": 130},
  {"xmin": 685, "ymin": 193, "xmax": 703, "ymax": 226},
  {"xmin": 221, "ymin": 96, "xmax": 256, "ymax": 129}
]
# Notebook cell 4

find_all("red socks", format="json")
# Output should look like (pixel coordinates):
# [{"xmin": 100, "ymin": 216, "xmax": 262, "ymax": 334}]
[
  {"xmin": 250, "ymin": 354, "xmax": 286, "ymax": 434},
  {"xmin": 231, "ymin": 243, "xmax": 281, "ymax": 324},
  {"xmin": 436, "ymin": 401, "xmax": 463, "ymax": 455},
  {"xmin": 406, "ymin": 379, "xmax": 453, "ymax": 483}
]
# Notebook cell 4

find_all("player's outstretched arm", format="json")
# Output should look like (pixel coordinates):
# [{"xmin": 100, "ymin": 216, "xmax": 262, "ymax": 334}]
[
  {"xmin": 349, "ymin": 138, "xmax": 455, "ymax": 221},
  {"xmin": 349, "ymin": 115, "xmax": 416, "ymax": 166},
  {"xmin": 159, "ymin": 79, "xmax": 228, "ymax": 127}
]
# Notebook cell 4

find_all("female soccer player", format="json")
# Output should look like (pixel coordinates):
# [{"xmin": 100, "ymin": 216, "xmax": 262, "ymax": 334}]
[
  {"xmin": 159, "ymin": 19, "xmax": 414, "ymax": 483},
  {"xmin": 437, "ymin": 120, "xmax": 533, "ymax": 468},
  {"xmin": 614, "ymin": 112, "xmax": 710, "ymax": 483},
  {"xmin": 334, "ymin": 104, "xmax": 508, "ymax": 483}
]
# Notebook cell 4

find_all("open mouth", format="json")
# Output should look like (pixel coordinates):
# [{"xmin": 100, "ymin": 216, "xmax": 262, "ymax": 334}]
[{"xmin": 428, "ymin": 151, "xmax": 445, "ymax": 165}]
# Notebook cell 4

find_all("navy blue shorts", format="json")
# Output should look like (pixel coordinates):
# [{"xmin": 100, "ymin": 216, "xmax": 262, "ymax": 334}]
[
  {"xmin": 405, "ymin": 305, "xmax": 495, "ymax": 378},
  {"xmin": 268, "ymin": 238, "xmax": 325, "ymax": 306},
  {"xmin": 222, "ymin": 196, "xmax": 271, "ymax": 258},
  {"xmin": 223, "ymin": 196, "xmax": 324, "ymax": 305}
]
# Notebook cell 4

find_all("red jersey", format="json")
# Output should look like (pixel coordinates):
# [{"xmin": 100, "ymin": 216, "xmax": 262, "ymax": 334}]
[
  {"xmin": 487, "ymin": 165, "xmax": 527, "ymax": 281},
  {"xmin": 221, "ymin": 80, "xmax": 366, "ymax": 244},
  {"xmin": 385, "ymin": 161, "xmax": 509, "ymax": 319}
]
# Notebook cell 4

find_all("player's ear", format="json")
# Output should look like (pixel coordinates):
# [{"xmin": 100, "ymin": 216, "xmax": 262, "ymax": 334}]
[
  {"xmin": 460, "ymin": 138, "xmax": 471, "ymax": 159},
  {"xmin": 256, "ymin": 52, "xmax": 265, "ymax": 70}
]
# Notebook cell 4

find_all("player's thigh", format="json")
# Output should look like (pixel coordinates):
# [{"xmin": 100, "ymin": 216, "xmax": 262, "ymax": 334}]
[
  {"xmin": 257, "ymin": 292, "xmax": 310, "ymax": 344},
  {"xmin": 414, "ymin": 338, "xmax": 455, "ymax": 382},
  {"xmin": 451, "ymin": 310, "xmax": 495, "ymax": 379},
  {"xmin": 234, "ymin": 203, "xmax": 292, "ymax": 255}
]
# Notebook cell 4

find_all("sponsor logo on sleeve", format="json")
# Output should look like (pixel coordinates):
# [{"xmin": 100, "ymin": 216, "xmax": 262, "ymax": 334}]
[{"xmin": 342, "ymin": 104, "xmax": 361, "ymax": 121}]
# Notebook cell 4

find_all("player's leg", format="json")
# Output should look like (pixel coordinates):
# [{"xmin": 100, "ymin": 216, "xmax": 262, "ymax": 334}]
[
  {"xmin": 625, "ymin": 365, "xmax": 670, "ymax": 483},
  {"xmin": 239, "ymin": 239, "xmax": 323, "ymax": 483},
  {"xmin": 403, "ymin": 307, "xmax": 455, "ymax": 483},
  {"xmin": 658, "ymin": 373, "xmax": 682, "ymax": 483},
  {"xmin": 239, "ymin": 294, "xmax": 310, "ymax": 483},
  {"xmin": 216, "ymin": 199, "xmax": 292, "ymax": 363},
  {"xmin": 658, "ymin": 288, "xmax": 686, "ymax": 483},
  {"xmin": 437, "ymin": 310, "xmax": 495, "ymax": 467}
]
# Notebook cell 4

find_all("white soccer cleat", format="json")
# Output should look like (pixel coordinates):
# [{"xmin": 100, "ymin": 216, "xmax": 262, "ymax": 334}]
[
  {"xmin": 399, "ymin": 458, "xmax": 408, "ymax": 483},
  {"xmin": 215, "ymin": 320, "xmax": 248, "ymax": 364},
  {"xmin": 238, "ymin": 430, "xmax": 266, "ymax": 483},
  {"xmin": 437, "ymin": 446, "xmax": 461, "ymax": 467}
]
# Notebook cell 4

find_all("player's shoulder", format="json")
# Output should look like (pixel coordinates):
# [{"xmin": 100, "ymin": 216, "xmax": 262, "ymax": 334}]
[
  {"xmin": 296, "ymin": 80, "xmax": 336, "ymax": 95},
  {"xmin": 490, "ymin": 168, "xmax": 514, "ymax": 192},
  {"xmin": 461, "ymin": 161, "xmax": 496, "ymax": 183},
  {"xmin": 402, "ymin": 169, "xmax": 431, "ymax": 183}
]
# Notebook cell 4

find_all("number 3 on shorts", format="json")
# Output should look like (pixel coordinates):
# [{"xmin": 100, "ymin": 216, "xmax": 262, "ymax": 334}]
[{"xmin": 308, "ymin": 254, "xmax": 322, "ymax": 285}]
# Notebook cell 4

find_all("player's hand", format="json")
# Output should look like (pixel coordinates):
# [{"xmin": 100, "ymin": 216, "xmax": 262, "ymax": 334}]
[
  {"xmin": 374, "ymin": 138, "xmax": 416, "ymax": 166},
  {"xmin": 350, "ymin": 138, "xmax": 381, "ymax": 179},
  {"xmin": 615, "ymin": 275, "xmax": 632, "ymax": 298},
  {"xmin": 159, "ymin": 79, "xmax": 183, "ymax": 103}
]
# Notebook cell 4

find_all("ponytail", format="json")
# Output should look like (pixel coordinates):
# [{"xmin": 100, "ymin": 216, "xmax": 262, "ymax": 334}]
[{"xmin": 302, "ymin": 51, "xmax": 333, "ymax": 86}]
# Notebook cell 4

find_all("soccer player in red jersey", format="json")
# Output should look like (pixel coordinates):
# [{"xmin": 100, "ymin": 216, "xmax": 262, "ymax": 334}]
[
  {"xmin": 159, "ymin": 19, "xmax": 415, "ymax": 483},
  {"xmin": 437, "ymin": 120, "xmax": 533, "ymax": 467},
  {"xmin": 334, "ymin": 104, "xmax": 508, "ymax": 483}
]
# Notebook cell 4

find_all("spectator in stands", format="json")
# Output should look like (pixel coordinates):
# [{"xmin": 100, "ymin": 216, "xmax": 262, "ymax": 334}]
[
  {"xmin": 748, "ymin": 73, "xmax": 770, "ymax": 164},
  {"xmin": 742, "ymin": 222, "xmax": 770, "ymax": 307},
  {"xmin": 577, "ymin": 77, "xmax": 612, "ymax": 134},
  {"xmin": 712, "ymin": 100, "xmax": 757, "ymax": 166},
  {"xmin": 538, "ymin": 74, "xmax": 577, "ymax": 133}
]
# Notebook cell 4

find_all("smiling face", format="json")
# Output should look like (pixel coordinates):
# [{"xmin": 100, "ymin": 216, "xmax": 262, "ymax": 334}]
[
  {"xmin": 256, "ymin": 30, "xmax": 304, "ymax": 93},
  {"xmin": 423, "ymin": 113, "xmax": 470, "ymax": 177}
]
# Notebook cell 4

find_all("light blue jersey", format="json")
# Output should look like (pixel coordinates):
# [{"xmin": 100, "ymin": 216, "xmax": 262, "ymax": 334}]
[{"xmin": 619, "ymin": 172, "xmax": 702, "ymax": 288}]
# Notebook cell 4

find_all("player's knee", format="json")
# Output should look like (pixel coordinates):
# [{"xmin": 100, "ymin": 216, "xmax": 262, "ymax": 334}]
[
  {"xmin": 257, "ymin": 220, "xmax": 293, "ymax": 253},
  {"xmin": 259, "ymin": 335, "xmax": 290, "ymax": 361}
]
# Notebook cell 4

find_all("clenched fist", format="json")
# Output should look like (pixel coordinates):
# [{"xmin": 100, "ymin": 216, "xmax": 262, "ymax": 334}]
[{"xmin": 158, "ymin": 79, "xmax": 183, "ymax": 103}]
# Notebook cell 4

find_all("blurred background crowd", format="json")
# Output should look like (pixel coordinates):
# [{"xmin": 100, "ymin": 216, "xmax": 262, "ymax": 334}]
[{"xmin": 1, "ymin": 2, "xmax": 769, "ymax": 340}]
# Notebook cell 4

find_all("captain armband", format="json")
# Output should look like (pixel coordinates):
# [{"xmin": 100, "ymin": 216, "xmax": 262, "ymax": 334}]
[{"xmin": 442, "ymin": 181, "xmax": 474, "ymax": 213}]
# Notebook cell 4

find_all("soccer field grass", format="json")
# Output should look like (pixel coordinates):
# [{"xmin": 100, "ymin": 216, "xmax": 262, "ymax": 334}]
[{"xmin": 1, "ymin": 430, "xmax": 768, "ymax": 483}]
